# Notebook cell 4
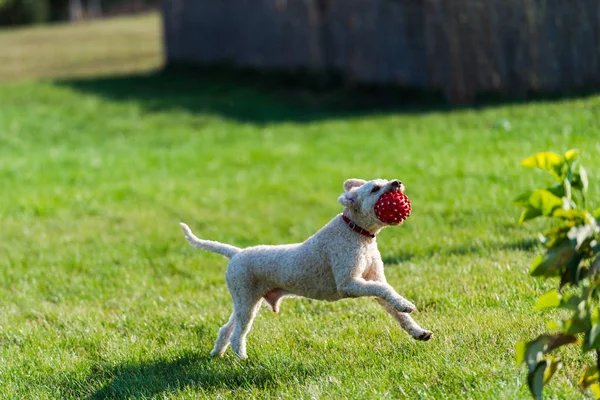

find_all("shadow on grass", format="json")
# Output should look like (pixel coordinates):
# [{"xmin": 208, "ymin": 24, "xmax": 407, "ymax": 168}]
[
  {"xmin": 87, "ymin": 351, "xmax": 324, "ymax": 399},
  {"xmin": 53, "ymin": 65, "xmax": 445, "ymax": 124},
  {"xmin": 53, "ymin": 64, "xmax": 600, "ymax": 124},
  {"xmin": 383, "ymin": 237, "xmax": 539, "ymax": 264}
]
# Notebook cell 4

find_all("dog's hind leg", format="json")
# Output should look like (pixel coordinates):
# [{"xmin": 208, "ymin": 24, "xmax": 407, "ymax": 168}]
[
  {"xmin": 230, "ymin": 298, "xmax": 262, "ymax": 359},
  {"xmin": 210, "ymin": 312, "xmax": 235, "ymax": 357},
  {"xmin": 375, "ymin": 298, "xmax": 432, "ymax": 341}
]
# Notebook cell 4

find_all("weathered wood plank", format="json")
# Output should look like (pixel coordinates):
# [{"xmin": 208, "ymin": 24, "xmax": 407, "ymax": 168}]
[{"xmin": 163, "ymin": 0, "xmax": 600, "ymax": 102}]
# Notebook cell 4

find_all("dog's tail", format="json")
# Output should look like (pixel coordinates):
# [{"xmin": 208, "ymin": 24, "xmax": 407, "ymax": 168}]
[{"xmin": 179, "ymin": 222, "xmax": 241, "ymax": 259}]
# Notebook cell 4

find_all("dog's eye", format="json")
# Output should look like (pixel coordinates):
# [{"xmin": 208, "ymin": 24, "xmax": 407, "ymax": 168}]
[{"xmin": 370, "ymin": 186, "xmax": 381, "ymax": 193}]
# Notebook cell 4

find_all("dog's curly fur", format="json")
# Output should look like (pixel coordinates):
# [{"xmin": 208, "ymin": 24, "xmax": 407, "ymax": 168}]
[{"xmin": 180, "ymin": 178, "xmax": 432, "ymax": 359}]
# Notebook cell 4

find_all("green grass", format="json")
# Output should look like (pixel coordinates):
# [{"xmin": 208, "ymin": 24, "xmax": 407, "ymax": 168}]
[
  {"xmin": 0, "ymin": 12, "xmax": 162, "ymax": 82},
  {"xmin": 1, "ymin": 14, "xmax": 600, "ymax": 400}
]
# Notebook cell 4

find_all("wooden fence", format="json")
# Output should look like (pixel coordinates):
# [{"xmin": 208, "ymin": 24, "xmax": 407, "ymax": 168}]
[{"xmin": 162, "ymin": 0, "xmax": 600, "ymax": 103}]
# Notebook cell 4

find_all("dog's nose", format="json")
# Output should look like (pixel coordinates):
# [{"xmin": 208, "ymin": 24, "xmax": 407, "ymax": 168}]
[{"xmin": 390, "ymin": 180, "xmax": 402, "ymax": 188}]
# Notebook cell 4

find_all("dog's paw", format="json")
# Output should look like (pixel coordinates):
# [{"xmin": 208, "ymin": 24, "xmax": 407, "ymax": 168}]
[{"xmin": 414, "ymin": 330, "xmax": 433, "ymax": 341}]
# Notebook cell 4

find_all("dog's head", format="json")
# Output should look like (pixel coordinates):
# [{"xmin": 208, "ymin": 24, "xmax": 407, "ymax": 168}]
[{"xmin": 338, "ymin": 178, "xmax": 408, "ymax": 230}]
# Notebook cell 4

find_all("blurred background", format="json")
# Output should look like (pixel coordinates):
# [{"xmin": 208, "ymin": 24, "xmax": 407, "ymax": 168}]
[
  {"xmin": 3, "ymin": 0, "xmax": 600, "ymax": 102},
  {"xmin": 0, "ymin": 0, "xmax": 157, "ymax": 23},
  {"xmin": 0, "ymin": 0, "xmax": 161, "ymax": 82}
]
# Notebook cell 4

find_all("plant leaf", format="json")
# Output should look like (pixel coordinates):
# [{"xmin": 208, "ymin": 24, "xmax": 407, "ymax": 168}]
[
  {"xmin": 587, "ymin": 323, "xmax": 600, "ymax": 350},
  {"xmin": 592, "ymin": 257, "xmax": 600, "ymax": 275},
  {"xmin": 591, "ymin": 307, "xmax": 600, "ymax": 326},
  {"xmin": 543, "ymin": 357, "xmax": 562, "ymax": 384},
  {"xmin": 565, "ymin": 149, "xmax": 580, "ymax": 163},
  {"xmin": 529, "ymin": 189, "xmax": 564, "ymax": 216},
  {"xmin": 521, "ymin": 152, "xmax": 564, "ymax": 181},
  {"xmin": 530, "ymin": 241, "xmax": 579, "ymax": 278},
  {"xmin": 560, "ymin": 250, "xmax": 584, "ymax": 287},
  {"xmin": 546, "ymin": 320, "xmax": 563, "ymax": 331},
  {"xmin": 565, "ymin": 300, "xmax": 591, "ymax": 336},
  {"xmin": 529, "ymin": 255, "xmax": 547, "ymax": 276},
  {"xmin": 582, "ymin": 256, "xmax": 600, "ymax": 282},
  {"xmin": 534, "ymin": 290, "xmax": 562, "ymax": 311},
  {"xmin": 547, "ymin": 184, "xmax": 566, "ymax": 199},
  {"xmin": 564, "ymin": 317, "xmax": 589, "ymax": 334},
  {"xmin": 552, "ymin": 209, "xmax": 589, "ymax": 222},
  {"xmin": 579, "ymin": 366, "xmax": 599, "ymax": 389},
  {"xmin": 542, "ymin": 225, "xmax": 573, "ymax": 248},
  {"xmin": 591, "ymin": 383, "xmax": 600, "ymax": 399},
  {"xmin": 568, "ymin": 224, "xmax": 596, "ymax": 252},
  {"xmin": 518, "ymin": 189, "xmax": 565, "ymax": 224},
  {"xmin": 528, "ymin": 360, "xmax": 547, "ymax": 399},
  {"xmin": 514, "ymin": 186, "xmax": 565, "ymax": 209},
  {"xmin": 523, "ymin": 334, "xmax": 578, "ymax": 372},
  {"xmin": 579, "ymin": 166, "xmax": 588, "ymax": 195},
  {"xmin": 560, "ymin": 292, "xmax": 585, "ymax": 310},
  {"xmin": 520, "ymin": 207, "xmax": 543, "ymax": 224},
  {"xmin": 514, "ymin": 191, "xmax": 534, "ymax": 207},
  {"xmin": 564, "ymin": 177, "xmax": 573, "ymax": 203}
]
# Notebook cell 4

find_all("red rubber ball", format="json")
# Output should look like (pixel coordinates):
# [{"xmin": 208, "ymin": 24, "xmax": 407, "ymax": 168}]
[{"xmin": 374, "ymin": 191, "xmax": 411, "ymax": 224}]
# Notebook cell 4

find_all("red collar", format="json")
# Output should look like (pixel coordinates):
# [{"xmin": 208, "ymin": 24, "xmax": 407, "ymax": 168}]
[{"xmin": 342, "ymin": 215, "xmax": 375, "ymax": 238}]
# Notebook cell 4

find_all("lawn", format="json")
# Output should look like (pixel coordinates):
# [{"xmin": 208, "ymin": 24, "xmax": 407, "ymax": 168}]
[
  {"xmin": 1, "ymin": 13, "xmax": 600, "ymax": 400},
  {"xmin": 0, "ymin": 13, "xmax": 162, "ymax": 82}
]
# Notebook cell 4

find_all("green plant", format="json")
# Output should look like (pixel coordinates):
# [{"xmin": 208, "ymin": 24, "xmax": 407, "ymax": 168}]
[{"xmin": 515, "ymin": 150, "xmax": 600, "ymax": 399}]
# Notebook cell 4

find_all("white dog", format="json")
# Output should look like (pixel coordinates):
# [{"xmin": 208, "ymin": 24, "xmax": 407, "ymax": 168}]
[{"xmin": 180, "ymin": 178, "xmax": 432, "ymax": 359}]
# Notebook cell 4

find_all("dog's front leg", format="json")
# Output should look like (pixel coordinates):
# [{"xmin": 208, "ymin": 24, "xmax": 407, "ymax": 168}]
[
  {"xmin": 363, "ymin": 266, "xmax": 432, "ymax": 340},
  {"xmin": 337, "ymin": 277, "xmax": 415, "ymax": 313},
  {"xmin": 375, "ymin": 298, "xmax": 432, "ymax": 341}
]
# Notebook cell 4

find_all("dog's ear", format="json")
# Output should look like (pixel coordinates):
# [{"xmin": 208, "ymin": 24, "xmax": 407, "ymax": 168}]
[
  {"xmin": 343, "ymin": 179, "xmax": 367, "ymax": 192},
  {"xmin": 338, "ymin": 190, "xmax": 357, "ymax": 207}
]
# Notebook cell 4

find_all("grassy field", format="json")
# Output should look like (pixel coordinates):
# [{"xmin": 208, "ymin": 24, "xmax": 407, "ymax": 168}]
[
  {"xmin": 0, "ymin": 13, "xmax": 162, "ymax": 82},
  {"xmin": 1, "ymin": 14, "xmax": 600, "ymax": 400}
]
